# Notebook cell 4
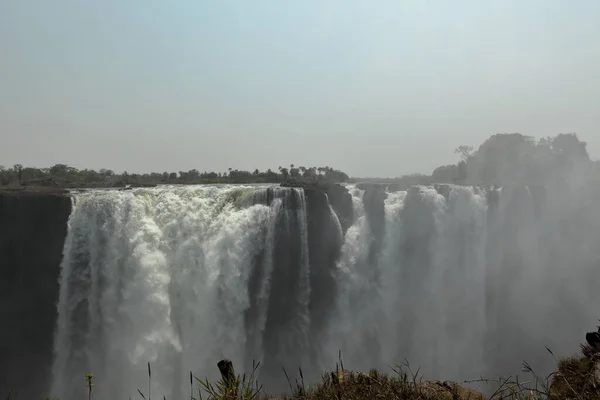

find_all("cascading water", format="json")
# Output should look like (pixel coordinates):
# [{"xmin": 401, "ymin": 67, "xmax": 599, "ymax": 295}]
[
  {"xmin": 50, "ymin": 185, "xmax": 310, "ymax": 399},
  {"xmin": 323, "ymin": 185, "xmax": 377, "ymax": 369},
  {"xmin": 48, "ymin": 182, "xmax": 600, "ymax": 398},
  {"xmin": 328, "ymin": 185, "xmax": 487, "ymax": 379},
  {"xmin": 257, "ymin": 188, "xmax": 312, "ymax": 388},
  {"xmin": 327, "ymin": 182, "xmax": 600, "ymax": 385}
]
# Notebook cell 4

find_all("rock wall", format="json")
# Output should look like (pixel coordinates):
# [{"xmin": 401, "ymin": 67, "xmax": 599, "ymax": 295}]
[
  {"xmin": 0, "ymin": 191, "xmax": 71, "ymax": 399},
  {"xmin": 362, "ymin": 186, "xmax": 387, "ymax": 267},
  {"xmin": 245, "ymin": 185, "xmax": 353, "ymax": 385},
  {"xmin": 0, "ymin": 185, "xmax": 354, "ymax": 397},
  {"xmin": 303, "ymin": 184, "xmax": 352, "ymax": 371}
]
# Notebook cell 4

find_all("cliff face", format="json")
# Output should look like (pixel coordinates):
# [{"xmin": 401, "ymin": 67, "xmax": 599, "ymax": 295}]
[
  {"xmin": 0, "ymin": 192, "xmax": 71, "ymax": 399},
  {"xmin": 304, "ymin": 187, "xmax": 343, "ymax": 324},
  {"xmin": 319, "ymin": 184, "xmax": 353, "ymax": 234},
  {"xmin": 362, "ymin": 186, "xmax": 387, "ymax": 267},
  {"xmin": 303, "ymin": 185, "xmax": 352, "ymax": 368},
  {"xmin": 0, "ymin": 185, "xmax": 354, "ymax": 397},
  {"xmin": 241, "ymin": 185, "xmax": 353, "ymax": 387}
]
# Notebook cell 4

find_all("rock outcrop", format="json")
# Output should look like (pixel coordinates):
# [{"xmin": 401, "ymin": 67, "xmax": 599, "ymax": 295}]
[
  {"xmin": 0, "ymin": 191, "xmax": 72, "ymax": 399},
  {"xmin": 301, "ymin": 183, "xmax": 351, "ymax": 369},
  {"xmin": 279, "ymin": 182, "xmax": 354, "ymax": 373},
  {"xmin": 1, "ymin": 184, "xmax": 355, "ymax": 397},
  {"xmin": 362, "ymin": 185, "xmax": 387, "ymax": 266},
  {"xmin": 247, "ymin": 184, "xmax": 352, "ymax": 387},
  {"xmin": 282, "ymin": 181, "xmax": 353, "ymax": 233}
]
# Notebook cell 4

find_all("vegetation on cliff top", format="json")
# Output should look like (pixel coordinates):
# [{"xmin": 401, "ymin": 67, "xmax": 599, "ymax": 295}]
[
  {"xmin": 353, "ymin": 132, "xmax": 599, "ymax": 189},
  {"xmin": 0, "ymin": 164, "xmax": 349, "ymax": 189},
  {"xmin": 2, "ymin": 132, "xmax": 598, "ymax": 191}
]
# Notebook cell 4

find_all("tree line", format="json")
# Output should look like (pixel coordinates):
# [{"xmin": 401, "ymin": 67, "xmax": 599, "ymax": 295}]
[
  {"xmin": 439, "ymin": 132, "xmax": 597, "ymax": 186},
  {"xmin": 2, "ymin": 133, "xmax": 597, "ymax": 189},
  {"xmin": 353, "ymin": 133, "xmax": 599, "ymax": 189},
  {"xmin": 0, "ymin": 163, "xmax": 350, "ymax": 188}
]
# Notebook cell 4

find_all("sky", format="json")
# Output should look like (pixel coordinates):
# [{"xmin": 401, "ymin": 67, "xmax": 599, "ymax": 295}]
[{"xmin": 1, "ymin": 1, "xmax": 599, "ymax": 178}]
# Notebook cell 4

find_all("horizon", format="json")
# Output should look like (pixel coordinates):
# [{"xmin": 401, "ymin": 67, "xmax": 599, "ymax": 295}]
[
  {"xmin": 2, "ymin": 131, "xmax": 597, "ymax": 180},
  {"xmin": 2, "ymin": 1, "xmax": 599, "ymax": 177}
]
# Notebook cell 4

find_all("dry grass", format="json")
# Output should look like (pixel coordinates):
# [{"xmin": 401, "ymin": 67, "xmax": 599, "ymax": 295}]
[
  {"xmin": 8, "ymin": 344, "xmax": 600, "ymax": 399},
  {"xmin": 547, "ymin": 347, "xmax": 600, "ymax": 399},
  {"xmin": 273, "ymin": 367, "xmax": 487, "ymax": 400}
]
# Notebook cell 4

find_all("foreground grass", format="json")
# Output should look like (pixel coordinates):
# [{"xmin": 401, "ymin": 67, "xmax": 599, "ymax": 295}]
[
  {"xmin": 271, "ymin": 367, "xmax": 487, "ymax": 400},
  {"xmin": 8, "ymin": 344, "xmax": 600, "ymax": 399},
  {"xmin": 190, "ymin": 350, "xmax": 600, "ymax": 400},
  {"xmin": 128, "ymin": 353, "xmax": 600, "ymax": 400}
]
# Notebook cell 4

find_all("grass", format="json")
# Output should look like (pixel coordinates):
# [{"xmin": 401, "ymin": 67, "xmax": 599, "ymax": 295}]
[
  {"xmin": 275, "ymin": 364, "xmax": 487, "ymax": 400},
  {"xmin": 161, "ymin": 345, "xmax": 600, "ymax": 399},
  {"xmin": 546, "ymin": 344, "xmax": 600, "ymax": 399},
  {"xmin": 7, "ymin": 342, "xmax": 600, "ymax": 399}
]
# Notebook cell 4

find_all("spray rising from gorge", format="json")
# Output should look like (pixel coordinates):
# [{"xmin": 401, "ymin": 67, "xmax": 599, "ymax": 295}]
[
  {"xmin": 2, "ymin": 133, "xmax": 600, "ymax": 399},
  {"xmin": 45, "ymin": 177, "xmax": 600, "ymax": 399}
]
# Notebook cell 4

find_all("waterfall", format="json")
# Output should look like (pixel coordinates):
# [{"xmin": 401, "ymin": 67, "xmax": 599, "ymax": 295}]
[
  {"xmin": 244, "ymin": 195, "xmax": 282, "ymax": 370},
  {"xmin": 324, "ymin": 185, "xmax": 375, "ymax": 370},
  {"xmin": 50, "ymin": 185, "xmax": 309, "ymax": 399},
  {"xmin": 258, "ymin": 188, "xmax": 312, "ymax": 388},
  {"xmin": 329, "ymin": 185, "xmax": 487, "ymax": 379},
  {"xmin": 47, "ymin": 182, "xmax": 600, "ymax": 398}
]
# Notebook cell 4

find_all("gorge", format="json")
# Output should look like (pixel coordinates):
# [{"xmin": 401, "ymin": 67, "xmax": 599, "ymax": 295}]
[{"xmin": 1, "ymin": 180, "xmax": 600, "ymax": 399}]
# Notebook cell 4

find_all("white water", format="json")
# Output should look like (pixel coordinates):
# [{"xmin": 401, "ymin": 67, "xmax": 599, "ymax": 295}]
[
  {"xmin": 50, "ymin": 182, "xmax": 600, "ymax": 398},
  {"xmin": 51, "ymin": 185, "xmax": 308, "ymax": 399},
  {"xmin": 328, "ymin": 182, "xmax": 600, "ymax": 385},
  {"xmin": 245, "ymin": 196, "xmax": 282, "ymax": 369},
  {"xmin": 327, "ymin": 185, "xmax": 487, "ymax": 378}
]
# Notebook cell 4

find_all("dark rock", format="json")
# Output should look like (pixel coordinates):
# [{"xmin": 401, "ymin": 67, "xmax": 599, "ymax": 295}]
[
  {"xmin": 0, "ymin": 192, "xmax": 72, "ymax": 399},
  {"xmin": 217, "ymin": 359, "xmax": 236, "ymax": 386},
  {"xmin": 434, "ymin": 183, "xmax": 452, "ymax": 199},
  {"xmin": 586, "ymin": 332, "xmax": 600, "ymax": 349},
  {"xmin": 259, "ymin": 189, "xmax": 309, "ymax": 386},
  {"xmin": 297, "ymin": 183, "xmax": 351, "ymax": 369},
  {"xmin": 362, "ymin": 186, "xmax": 387, "ymax": 266},
  {"xmin": 282, "ymin": 181, "xmax": 353, "ymax": 234},
  {"xmin": 303, "ymin": 188, "xmax": 344, "ymax": 335},
  {"xmin": 323, "ymin": 185, "xmax": 353, "ymax": 234}
]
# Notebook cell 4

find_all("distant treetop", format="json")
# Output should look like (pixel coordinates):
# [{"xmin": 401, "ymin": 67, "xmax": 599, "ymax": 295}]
[
  {"xmin": 0, "ymin": 163, "xmax": 350, "ymax": 189},
  {"xmin": 2, "ymin": 133, "xmax": 595, "ymax": 190}
]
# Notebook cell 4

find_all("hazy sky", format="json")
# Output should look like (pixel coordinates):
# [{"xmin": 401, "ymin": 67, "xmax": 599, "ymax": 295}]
[{"xmin": 1, "ymin": 1, "xmax": 599, "ymax": 177}]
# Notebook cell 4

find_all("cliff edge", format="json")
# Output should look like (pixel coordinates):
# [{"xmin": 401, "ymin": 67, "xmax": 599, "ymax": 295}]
[{"xmin": 0, "ymin": 191, "xmax": 72, "ymax": 399}]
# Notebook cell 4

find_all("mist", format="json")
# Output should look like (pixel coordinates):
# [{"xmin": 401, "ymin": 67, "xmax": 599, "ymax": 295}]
[
  {"xmin": 324, "ymin": 134, "xmax": 600, "ymax": 384},
  {"xmin": 12, "ymin": 134, "xmax": 588, "ymax": 398},
  {"xmin": 2, "ymin": 1, "xmax": 600, "ymax": 398}
]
